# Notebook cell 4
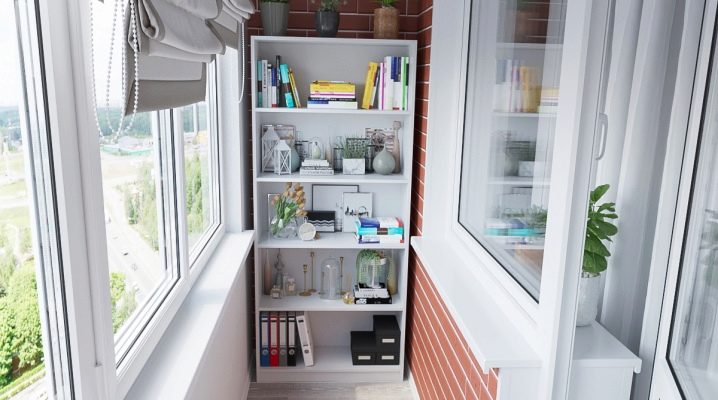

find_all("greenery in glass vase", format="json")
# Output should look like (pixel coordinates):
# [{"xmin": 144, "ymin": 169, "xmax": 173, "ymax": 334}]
[
  {"xmin": 583, "ymin": 184, "xmax": 618, "ymax": 276},
  {"xmin": 271, "ymin": 183, "xmax": 307, "ymax": 236},
  {"xmin": 375, "ymin": 0, "xmax": 396, "ymax": 7},
  {"xmin": 343, "ymin": 137, "xmax": 367, "ymax": 159},
  {"xmin": 312, "ymin": 0, "xmax": 347, "ymax": 11}
]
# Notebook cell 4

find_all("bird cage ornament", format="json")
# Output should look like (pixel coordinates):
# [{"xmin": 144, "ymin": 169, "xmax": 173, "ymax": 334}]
[
  {"xmin": 262, "ymin": 126, "xmax": 280, "ymax": 172},
  {"xmin": 274, "ymin": 140, "xmax": 292, "ymax": 175}
]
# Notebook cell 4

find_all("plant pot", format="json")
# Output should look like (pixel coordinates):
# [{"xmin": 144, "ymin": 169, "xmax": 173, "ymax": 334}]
[
  {"xmin": 373, "ymin": 7, "xmax": 399, "ymax": 39},
  {"xmin": 315, "ymin": 10, "xmax": 340, "ymax": 37},
  {"xmin": 343, "ymin": 158, "xmax": 365, "ymax": 175},
  {"xmin": 576, "ymin": 272, "xmax": 601, "ymax": 326},
  {"xmin": 260, "ymin": 2, "xmax": 289, "ymax": 36}
]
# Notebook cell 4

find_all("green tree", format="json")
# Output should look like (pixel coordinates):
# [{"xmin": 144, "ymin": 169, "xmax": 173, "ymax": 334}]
[
  {"xmin": 0, "ymin": 299, "xmax": 14, "ymax": 387},
  {"xmin": 110, "ymin": 272, "xmax": 137, "ymax": 333},
  {"xmin": 7, "ymin": 264, "xmax": 42, "ymax": 369},
  {"xmin": 185, "ymin": 153, "xmax": 204, "ymax": 234}
]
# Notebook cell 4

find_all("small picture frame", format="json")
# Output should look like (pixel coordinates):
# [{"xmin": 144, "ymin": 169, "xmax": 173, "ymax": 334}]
[
  {"xmin": 312, "ymin": 184, "xmax": 359, "ymax": 232},
  {"xmin": 342, "ymin": 192, "xmax": 373, "ymax": 233}
]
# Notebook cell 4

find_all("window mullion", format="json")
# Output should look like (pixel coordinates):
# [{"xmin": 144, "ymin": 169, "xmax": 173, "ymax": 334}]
[{"xmin": 169, "ymin": 109, "xmax": 190, "ymax": 278}]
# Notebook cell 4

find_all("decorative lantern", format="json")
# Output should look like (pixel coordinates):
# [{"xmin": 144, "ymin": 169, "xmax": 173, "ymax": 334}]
[
  {"xmin": 262, "ymin": 126, "xmax": 280, "ymax": 172},
  {"xmin": 274, "ymin": 140, "xmax": 292, "ymax": 175}
]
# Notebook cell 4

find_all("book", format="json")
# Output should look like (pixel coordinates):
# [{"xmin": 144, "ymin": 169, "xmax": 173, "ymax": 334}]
[
  {"xmin": 358, "ymin": 217, "xmax": 403, "ymax": 229},
  {"xmin": 301, "ymin": 159, "xmax": 330, "ymax": 167},
  {"xmin": 356, "ymin": 234, "xmax": 404, "ymax": 244},
  {"xmin": 393, "ymin": 57, "xmax": 401, "ymax": 110},
  {"xmin": 289, "ymin": 68, "xmax": 302, "ymax": 108},
  {"xmin": 279, "ymin": 64, "xmax": 295, "ymax": 108},
  {"xmin": 271, "ymin": 65, "xmax": 278, "ymax": 107},
  {"xmin": 261, "ymin": 60, "xmax": 268, "ymax": 108},
  {"xmin": 308, "ymin": 95, "xmax": 356, "ymax": 101},
  {"xmin": 260, "ymin": 312, "xmax": 270, "ymax": 367},
  {"xmin": 362, "ymin": 62, "xmax": 379, "ymax": 109},
  {"xmin": 354, "ymin": 220, "xmax": 404, "ymax": 236},
  {"xmin": 403, "ymin": 57, "xmax": 409, "ymax": 111},
  {"xmin": 300, "ymin": 167, "xmax": 335, "ymax": 176},
  {"xmin": 310, "ymin": 80, "xmax": 355, "ymax": 94},
  {"xmin": 276, "ymin": 55, "xmax": 284, "ymax": 107},
  {"xmin": 256, "ymin": 60, "xmax": 263, "ymax": 107},
  {"xmin": 296, "ymin": 312, "xmax": 314, "ymax": 366},
  {"xmin": 307, "ymin": 101, "xmax": 358, "ymax": 110}
]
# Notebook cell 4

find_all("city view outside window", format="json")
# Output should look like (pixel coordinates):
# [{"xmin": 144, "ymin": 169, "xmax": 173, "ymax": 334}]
[{"xmin": 0, "ymin": 2, "xmax": 47, "ymax": 398}]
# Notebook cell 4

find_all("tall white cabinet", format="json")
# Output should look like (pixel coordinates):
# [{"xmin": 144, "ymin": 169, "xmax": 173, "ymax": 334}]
[{"xmin": 250, "ymin": 37, "xmax": 417, "ymax": 383}]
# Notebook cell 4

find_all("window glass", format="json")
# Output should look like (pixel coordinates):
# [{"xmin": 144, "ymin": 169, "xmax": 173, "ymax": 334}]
[
  {"xmin": 92, "ymin": 0, "xmax": 175, "ymax": 360},
  {"xmin": 458, "ymin": 0, "xmax": 567, "ymax": 299},
  {"xmin": 179, "ymin": 99, "xmax": 217, "ymax": 255},
  {"xmin": 667, "ymin": 36, "xmax": 718, "ymax": 398},
  {"xmin": 0, "ymin": 2, "xmax": 49, "ymax": 397}
]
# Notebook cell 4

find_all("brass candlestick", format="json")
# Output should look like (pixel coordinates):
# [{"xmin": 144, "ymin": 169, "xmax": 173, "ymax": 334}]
[
  {"xmin": 300, "ymin": 264, "xmax": 311, "ymax": 296},
  {"xmin": 339, "ymin": 256, "xmax": 346, "ymax": 295},
  {"xmin": 309, "ymin": 251, "xmax": 317, "ymax": 293}
]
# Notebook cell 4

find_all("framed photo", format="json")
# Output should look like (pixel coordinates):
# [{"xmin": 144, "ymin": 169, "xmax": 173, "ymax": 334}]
[
  {"xmin": 262, "ymin": 124, "xmax": 296, "ymax": 171},
  {"xmin": 312, "ymin": 184, "xmax": 359, "ymax": 232},
  {"xmin": 366, "ymin": 123, "xmax": 401, "ymax": 172},
  {"xmin": 342, "ymin": 192, "xmax": 373, "ymax": 233}
]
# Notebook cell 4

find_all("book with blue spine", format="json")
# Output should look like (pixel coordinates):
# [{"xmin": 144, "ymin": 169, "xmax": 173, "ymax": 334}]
[
  {"xmin": 358, "ymin": 217, "xmax": 403, "ymax": 229},
  {"xmin": 279, "ymin": 64, "xmax": 295, "ymax": 108}
]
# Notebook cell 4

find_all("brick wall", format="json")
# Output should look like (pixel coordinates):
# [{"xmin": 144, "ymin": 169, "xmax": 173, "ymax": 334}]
[{"xmin": 247, "ymin": 2, "xmax": 497, "ymax": 398}]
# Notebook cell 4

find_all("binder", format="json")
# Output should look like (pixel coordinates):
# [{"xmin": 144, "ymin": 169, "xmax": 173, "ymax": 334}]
[
  {"xmin": 260, "ymin": 312, "xmax": 270, "ymax": 367},
  {"xmin": 279, "ymin": 312, "xmax": 288, "ymax": 366},
  {"xmin": 296, "ymin": 312, "xmax": 314, "ymax": 366},
  {"xmin": 287, "ymin": 312, "xmax": 297, "ymax": 366},
  {"xmin": 269, "ymin": 312, "xmax": 279, "ymax": 367}
]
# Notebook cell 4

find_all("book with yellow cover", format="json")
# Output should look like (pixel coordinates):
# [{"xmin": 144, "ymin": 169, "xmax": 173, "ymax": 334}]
[
  {"xmin": 361, "ymin": 62, "xmax": 379, "ymax": 109},
  {"xmin": 310, "ymin": 80, "xmax": 355, "ymax": 94}
]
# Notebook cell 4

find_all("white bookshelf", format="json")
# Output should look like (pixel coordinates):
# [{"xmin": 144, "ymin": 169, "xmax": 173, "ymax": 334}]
[{"xmin": 250, "ymin": 36, "xmax": 417, "ymax": 383}]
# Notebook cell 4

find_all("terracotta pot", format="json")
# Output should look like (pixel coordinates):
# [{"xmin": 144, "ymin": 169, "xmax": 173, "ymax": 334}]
[
  {"xmin": 373, "ymin": 7, "xmax": 399, "ymax": 39},
  {"xmin": 260, "ymin": 2, "xmax": 289, "ymax": 36}
]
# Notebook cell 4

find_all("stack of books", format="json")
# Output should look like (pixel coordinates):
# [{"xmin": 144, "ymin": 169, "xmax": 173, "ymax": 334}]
[
  {"xmin": 361, "ymin": 56, "xmax": 410, "ymax": 111},
  {"xmin": 355, "ymin": 217, "xmax": 404, "ymax": 244},
  {"xmin": 307, "ymin": 81, "xmax": 357, "ymax": 109},
  {"xmin": 299, "ymin": 159, "xmax": 334, "ymax": 176},
  {"xmin": 538, "ymin": 87, "xmax": 559, "ymax": 114},
  {"xmin": 256, "ymin": 55, "xmax": 302, "ymax": 108},
  {"xmin": 353, "ymin": 283, "xmax": 392, "ymax": 304}
]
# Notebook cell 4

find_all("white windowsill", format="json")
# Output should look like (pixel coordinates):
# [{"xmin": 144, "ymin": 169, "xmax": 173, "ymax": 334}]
[
  {"xmin": 126, "ymin": 231, "xmax": 255, "ymax": 399},
  {"xmin": 411, "ymin": 236, "xmax": 541, "ymax": 373}
]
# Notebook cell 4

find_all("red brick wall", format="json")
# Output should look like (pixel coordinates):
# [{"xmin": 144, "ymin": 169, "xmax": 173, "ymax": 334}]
[{"xmin": 247, "ymin": 2, "xmax": 498, "ymax": 398}]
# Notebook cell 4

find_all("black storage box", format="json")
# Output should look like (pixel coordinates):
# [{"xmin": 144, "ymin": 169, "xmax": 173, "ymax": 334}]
[
  {"xmin": 350, "ymin": 331, "xmax": 376, "ymax": 365},
  {"xmin": 376, "ymin": 350, "xmax": 400, "ymax": 365},
  {"xmin": 373, "ymin": 315, "xmax": 400, "ymax": 350}
]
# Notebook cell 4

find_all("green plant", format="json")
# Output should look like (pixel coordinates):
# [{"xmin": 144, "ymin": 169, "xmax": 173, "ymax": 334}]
[
  {"xmin": 270, "ymin": 183, "xmax": 307, "ymax": 236},
  {"xmin": 583, "ymin": 184, "xmax": 618, "ymax": 275},
  {"xmin": 312, "ymin": 0, "xmax": 347, "ymax": 11},
  {"xmin": 375, "ymin": 0, "xmax": 396, "ymax": 7},
  {"xmin": 343, "ymin": 137, "xmax": 367, "ymax": 159}
]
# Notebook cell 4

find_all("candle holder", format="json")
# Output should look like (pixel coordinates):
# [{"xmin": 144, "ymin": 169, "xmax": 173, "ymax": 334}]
[
  {"xmin": 300, "ymin": 264, "xmax": 312, "ymax": 296},
  {"xmin": 339, "ymin": 256, "xmax": 346, "ymax": 295},
  {"xmin": 309, "ymin": 251, "xmax": 317, "ymax": 293}
]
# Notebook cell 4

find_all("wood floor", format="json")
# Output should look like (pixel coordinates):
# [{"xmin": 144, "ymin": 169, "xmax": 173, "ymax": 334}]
[{"xmin": 247, "ymin": 382, "xmax": 416, "ymax": 400}]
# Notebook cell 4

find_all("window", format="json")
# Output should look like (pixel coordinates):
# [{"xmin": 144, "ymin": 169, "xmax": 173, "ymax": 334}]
[
  {"xmin": 0, "ymin": 0, "xmax": 73, "ymax": 398},
  {"xmin": 91, "ymin": 0, "xmax": 221, "ymax": 374},
  {"xmin": 458, "ymin": 0, "xmax": 567, "ymax": 299}
]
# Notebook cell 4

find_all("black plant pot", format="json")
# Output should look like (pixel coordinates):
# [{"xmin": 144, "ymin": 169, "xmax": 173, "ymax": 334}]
[{"xmin": 315, "ymin": 11, "xmax": 340, "ymax": 37}]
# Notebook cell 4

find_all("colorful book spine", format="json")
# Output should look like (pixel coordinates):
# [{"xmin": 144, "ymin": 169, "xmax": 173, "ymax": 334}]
[
  {"xmin": 289, "ymin": 68, "xmax": 302, "ymax": 108},
  {"xmin": 256, "ymin": 60, "xmax": 263, "ymax": 107},
  {"xmin": 356, "ymin": 234, "xmax": 404, "ymax": 244},
  {"xmin": 362, "ymin": 62, "xmax": 378, "ymax": 109},
  {"xmin": 358, "ymin": 217, "xmax": 403, "ymax": 229},
  {"xmin": 261, "ymin": 60, "xmax": 268, "ymax": 108},
  {"xmin": 279, "ymin": 64, "xmax": 295, "ymax": 108}
]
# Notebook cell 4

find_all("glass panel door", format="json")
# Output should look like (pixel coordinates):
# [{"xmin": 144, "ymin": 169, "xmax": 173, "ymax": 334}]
[
  {"xmin": 666, "ymin": 35, "xmax": 718, "ymax": 398},
  {"xmin": 459, "ymin": 0, "xmax": 567, "ymax": 298}
]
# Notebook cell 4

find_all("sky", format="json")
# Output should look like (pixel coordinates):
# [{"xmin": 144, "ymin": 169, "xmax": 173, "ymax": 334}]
[{"xmin": 0, "ymin": 0, "xmax": 124, "ymax": 108}]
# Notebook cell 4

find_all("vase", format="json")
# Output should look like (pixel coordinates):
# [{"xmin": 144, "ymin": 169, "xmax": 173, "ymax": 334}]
[
  {"xmin": 270, "ymin": 217, "xmax": 297, "ymax": 239},
  {"xmin": 373, "ymin": 147, "xmax": 396, "ymax": 175},
  {"xmin": 576, "ymin": 272, "xmax": 601, "ymax": 326},
  {"xmin": 373, "ymin": 7, "xmax": 399, "ymax": 39},
  {"xmin": 260, "ymin": 2, "xmax": 289, "ymax": 36},
  {"xmin": 315, "ymin": 10, "xmax": 340, "ymax": 37},
  {"xmin": 343, "ymin": 158, "xmax": 365, "ymax": 175}
]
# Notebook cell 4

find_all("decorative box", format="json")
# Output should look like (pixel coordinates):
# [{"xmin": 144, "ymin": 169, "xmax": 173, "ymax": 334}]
[
  {"xmin": 350, "ymin": 331, "xmax": 376, "ymax": 365},
  {"xmin": 343, "ymin": 158, "xmax": 365, "ymax": 175},
  {"xmin": 306, "ymin": 211, "xmax": 335, "ymax": 232},
  {"xmin": 375, "ymin": 350, "xmax": 400, "ymax": 365},
  {"xmin": 373, "ymin": 315, "xmax": 400, "ymax": 351}
]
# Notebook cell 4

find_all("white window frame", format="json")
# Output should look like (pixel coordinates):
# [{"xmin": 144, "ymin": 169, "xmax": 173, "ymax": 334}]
[
  {"xmin": 419, "ymin": 0, "xmax": 611, "ymax": 398},
  {"xmin": 34, "ymin": 0, "xmax": 233, "ymax": 398}
]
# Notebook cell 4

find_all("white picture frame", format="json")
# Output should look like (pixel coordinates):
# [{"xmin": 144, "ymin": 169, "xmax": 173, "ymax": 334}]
[
  {"xmin": 311, "ymin": 184, "xmax": 359, "ymax": 232},
  {"xmin": 342, "ymin": 192, "xmax": 373, "ymax": 233}
]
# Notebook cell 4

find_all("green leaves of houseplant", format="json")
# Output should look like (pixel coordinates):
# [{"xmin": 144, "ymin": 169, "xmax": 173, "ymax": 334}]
[{"xmin": 583, "ymin": 184, "xmax": 618, "ymax": 276}]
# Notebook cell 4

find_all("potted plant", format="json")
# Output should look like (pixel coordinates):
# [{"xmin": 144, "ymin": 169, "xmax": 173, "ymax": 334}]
[
  {"xmin": 260, "ymin": 0, "xmax": 289, "ymax": 36},
  {"xmin": 373, "ymin": 0, "xmax": 399, "ymax": 39},
  {"xmin": 577, "ymin": 184, "xmax": 618, "ymax": 326},
  {"xmin": 342, "ymin": 138, "xmax": 366, "ymax": 175},
  {"xmin": 312, "ymin": 0, "xmax": 346, "ymax": 37},
  {"xmin": 270, "ymin": 183, "xmax": 307, "ymax": 238}
]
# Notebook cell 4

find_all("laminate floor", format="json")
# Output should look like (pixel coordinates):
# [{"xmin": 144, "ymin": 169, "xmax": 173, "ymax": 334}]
[{"xmin": 247, "ymin": 382, "xmax": 416, "ymax": 400}]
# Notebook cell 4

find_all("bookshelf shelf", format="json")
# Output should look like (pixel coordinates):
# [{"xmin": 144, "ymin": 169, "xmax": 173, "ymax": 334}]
[
  {"xmin": 256, "ymin": 107, "xmax": 411, "ymax": 116},
  {"xmin": 492, "ymin": 111, "xmax": 557, "ymax": 118},
  {"xmin": 258, "ymin": 293, "xmax": 404, "ymax": 312},
  {"xmin": 251, "ymin": 37, "xmax": 416, "ymax": 384},
  {"xmin": 257, "ymin": 172, "xmax": 410, "ymax": 185},
  {"xmin": 497, "ymin": 42, "xmax": 563, "ymax": 51},
  {"xmin": 258, "ymin": 231, "xmax": 408, "ymax": 250}
]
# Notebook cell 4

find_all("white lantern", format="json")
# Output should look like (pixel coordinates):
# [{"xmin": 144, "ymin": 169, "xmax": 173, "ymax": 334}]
[
  {"xmin": 274, "ymin": 140, "xmax": 292, "ymax": 175},
  {"xmin": 262, "ymin": 126, "xmax": 280, "ymax": 172}
]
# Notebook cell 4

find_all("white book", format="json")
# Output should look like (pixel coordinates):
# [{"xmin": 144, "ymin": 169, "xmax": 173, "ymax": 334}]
[
  {"xmin": 306, "ymin": 101, "xmax": 358, "ymax": 109},
  {"xmin": 296, "ymin": 312, "xmax": 314, "ymax": 366},
  {"xmin": 383, "ymin": 56, "xmax": 393, "ymax": 111},
  {"xmin": 301, "ymin": 159, "xmax": 330, "ymax": 167},
  {"xmin": 261, "ymin": 60, "xmax": 268, "ymax": 108}
]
